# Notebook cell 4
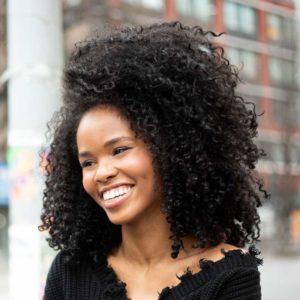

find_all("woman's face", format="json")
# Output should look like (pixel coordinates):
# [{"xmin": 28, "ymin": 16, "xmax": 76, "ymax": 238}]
[{"xmin": 76, "ymin": 106, "xmax": 162, "ymax": 225}]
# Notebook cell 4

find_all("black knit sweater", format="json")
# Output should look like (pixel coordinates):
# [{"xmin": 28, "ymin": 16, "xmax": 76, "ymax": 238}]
[{"xmin": 44, "ymin": 247, "xmax": 262, "ymax": 300}]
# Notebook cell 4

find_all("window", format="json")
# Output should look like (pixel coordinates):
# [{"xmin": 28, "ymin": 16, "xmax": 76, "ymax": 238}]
[
  {"xmin": 123, "ymin": 0, "xmax": 164, "ymax": 11},
  {"xmin": 294, "ymin": 101, "xmax": 300, "ymax": 126},
  {"xmin": 247, "ymin": 97, "xmax": 260, "ymax": 115},
  {"xmin": 240, "ymin": 95, "xmax": 261, "ymax": 119},
  {"xmin": 259, "ymin": 141, "xmax": 285, "ymax": 163},
  {"xmin": 226, "ymin": 47, "xmax": 258, "ymax": 81},
  {"xmin": 269, "ymin": 57, "xmax": 294, "ymax": 86},
  {"xmin": 267, "ymin": 14, "xmax": 294, "ymax": 48},
  {"xmin": 290, "ymin": 144, "xmax": 300, "ymax": 164},
  {"xmin": 65, "ymin": 0, "xmax": 82, "ymax": 6},
  {"xmin": 175, "ymin": 0, "xmax": 213, "ymax": 22},
  {"xmin": 272, "ymin": 99, "xmax": 287, "ymax": 125},
  {"xmin": 224, "ymin": 1, "xmax": 256, "ymax": 38}
]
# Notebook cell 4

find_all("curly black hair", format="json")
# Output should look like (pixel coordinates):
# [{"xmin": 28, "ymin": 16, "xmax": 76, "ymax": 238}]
[{"xmin": 39, "ymin": 21, "xmax": 268, "ymax": 263}]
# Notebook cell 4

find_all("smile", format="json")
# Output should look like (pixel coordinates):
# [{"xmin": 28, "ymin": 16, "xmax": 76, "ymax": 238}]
[{"xmin": 103, "ymin": 185, "xmax": 133, "ymax": 201}]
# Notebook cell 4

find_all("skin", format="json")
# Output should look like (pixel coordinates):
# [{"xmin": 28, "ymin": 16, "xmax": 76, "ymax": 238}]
[
  {"xmin": 76, "ymin": 105, "xmax": 240, "ymax": 300},
  {"xmin": 77, "ymin": 105, "xmax": 162, "ymax": 226}
]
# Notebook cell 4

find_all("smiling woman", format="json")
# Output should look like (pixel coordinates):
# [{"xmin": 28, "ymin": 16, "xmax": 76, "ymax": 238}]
[
  {"xmin": 76, "ymin": 106, "xmax": 162, "ymax": 224},
  {"xmin": 40, "ymin": 22, "xmax": 267, "ymax": 300}
]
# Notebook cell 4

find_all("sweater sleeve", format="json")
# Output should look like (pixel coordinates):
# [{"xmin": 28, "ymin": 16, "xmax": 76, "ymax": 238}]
[
  {"xmin": 215, "ymin": 267, "xmax": 261, "ymax": 300},
  {"xmin": 43, "ymin": 252, "xmax": 65, "ymax": 300}
]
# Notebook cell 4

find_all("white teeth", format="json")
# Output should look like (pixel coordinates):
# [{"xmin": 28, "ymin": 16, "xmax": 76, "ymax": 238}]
[{"xmin": 103, "ymin": 185, "xmax": 132, "ymax": 201}]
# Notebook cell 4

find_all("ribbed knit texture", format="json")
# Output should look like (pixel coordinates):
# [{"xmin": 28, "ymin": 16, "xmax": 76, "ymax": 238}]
[{"xmin": 44, "ymin": 247, "xmax": 262, "ymax": 300}]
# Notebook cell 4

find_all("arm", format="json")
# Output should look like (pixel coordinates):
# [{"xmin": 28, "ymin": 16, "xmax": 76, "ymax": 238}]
[
  {"xmin": 215, "ymin": 267, "xmax": 261, "ymax": 300},
  {"xmin": 43, "ymin": 252, "xmax": 65, "ymax": 300}
]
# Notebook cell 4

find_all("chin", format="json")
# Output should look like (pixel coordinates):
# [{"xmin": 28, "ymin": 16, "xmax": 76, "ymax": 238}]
[{"xmin": 105, "ymin": 210, "xmax": 135, "ymax": 226}]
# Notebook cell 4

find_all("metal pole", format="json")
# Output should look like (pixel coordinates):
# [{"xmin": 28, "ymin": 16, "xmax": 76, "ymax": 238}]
[{"xmin": 7, "ymin": 1, "xmax": 63, "ymax": 299}]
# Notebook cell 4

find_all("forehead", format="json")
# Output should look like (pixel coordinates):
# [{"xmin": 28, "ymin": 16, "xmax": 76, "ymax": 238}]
[{"xmin": 76, "ymin": 106, "xmax": 133, "ymax": 143}]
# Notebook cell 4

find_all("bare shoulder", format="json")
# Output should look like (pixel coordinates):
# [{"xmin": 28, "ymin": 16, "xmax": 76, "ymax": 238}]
[{"xmin": 204, "ymin": 243, "xmax": 246, "ymax": 262}]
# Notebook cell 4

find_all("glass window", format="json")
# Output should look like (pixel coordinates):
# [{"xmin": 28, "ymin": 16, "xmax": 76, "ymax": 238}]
[
  {"xmin": 123, "ymin": 0, "xmax": 164, "ymax": 10},
  {"xmin": 240, "ymin": 50, "xmax": 257, "ymax": 79},
  {"xmin": 269, "ymin": 57, "xmax": 294, "ymax": 86},
  {"xmin": 141, "ymin": 0, "xmax": 164, "ymax": 10},
  {"xmin": 224, "ymin": 1, "xmax": 256, "ymax": 37},
  {"xmin": 123, "ymin": 0, "xmax": 139, "ymax": 4},
  {"xmin": 65, "ymin": 0, "xmax": 82, "ymax": 6},
  {"xmin": 273, "ymin": 143, "xmax": 285, "ymax": 162},
  {"xmin": 293, "ymin": 100, "xmax": 300, "ymax": 126},
  {"xmin": 192, "ymin": 0, "xmax": 212, "ymax": 21},
  {"xmin": 259, "ymin": 141, "xmax": 284, "ymax": 162},
  {"xmin": 175, "ymin": 0, "xmax": 192, "ymax": 16},
  {"xmin": 240, "ymin": 5, "xmax": 256, "ymax": 35},
  {"xmin": 272, "ymin": 99, "xmax": 287, "ymax": 125},
  {"xmin": 226, "ymin": 47, "xmax": 258, "ymax": 81},
  {"xmin": 224, "ymin": 1, "xmax": 239, "ymax": 31},
  {"xmin": 175, "ymin": 0, "xmax": 212, "ymax": 21},
  {"xmin": 226, "ymin": 47, "xmax": 240, "ymax": 65},
  {"xmin": 267, "ymin": 14, "xmax": 281, "ymax": 41},
  {"xmin": 267, "ymin": 13, "xmax": 294, "ymax": 48},
  {"xmin": 269, "ymin": 58, "xmax": 281, "ymax": 83},
  {"xmin": 242, "ymin": 96, "xmax": 260, "ymax": 117},
  {"xmin": 290, "ymin": 144, "xmax": 300, "ymax": 164}
]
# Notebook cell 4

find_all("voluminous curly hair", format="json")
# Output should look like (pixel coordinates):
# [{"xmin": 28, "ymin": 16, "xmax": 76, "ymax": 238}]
[{"xmin": 39, "ymin": 21, "xmax": 267, "ymax": 263}]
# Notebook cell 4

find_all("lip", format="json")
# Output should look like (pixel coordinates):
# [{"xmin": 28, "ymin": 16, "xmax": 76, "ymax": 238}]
[{"xmin": 102, "ymin": 185, "xmax": 134, "ymax": 209}]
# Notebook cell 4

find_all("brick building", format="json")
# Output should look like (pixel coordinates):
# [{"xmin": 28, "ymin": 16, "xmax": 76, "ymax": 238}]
[
  {"xmin": 0, "ymin": 0, "xmax": 299, "ymax": 250},
  {"xmin": 63, "ymin": 0, "xmax": 300, "ymax": 249}
]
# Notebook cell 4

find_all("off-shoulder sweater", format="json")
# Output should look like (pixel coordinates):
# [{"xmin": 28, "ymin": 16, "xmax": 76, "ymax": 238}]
[{"xmin": 44, "ymin": 247, "xmax": 262, "ymax": 300}]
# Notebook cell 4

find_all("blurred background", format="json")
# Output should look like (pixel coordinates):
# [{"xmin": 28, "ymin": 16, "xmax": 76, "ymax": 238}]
[{"xmin": 0, "ymin": 0, "xmax": 300, "ymax": 299}]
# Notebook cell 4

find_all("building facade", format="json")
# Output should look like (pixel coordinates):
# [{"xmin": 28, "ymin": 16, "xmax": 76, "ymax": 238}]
[
  {"xmin": 62, "ymin": 0, "xmax": 300, "ymax": 250},
  {"xmin": 0, "ymin": 0, "xmax": 299, "ymax": 252}
]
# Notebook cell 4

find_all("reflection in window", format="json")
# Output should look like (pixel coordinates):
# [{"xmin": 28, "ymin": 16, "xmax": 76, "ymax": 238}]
[
  {"xmin": 268, "ymin": 14, "xmax": 281, "ymax": 41},
  {"xmin": 175, "ymin": 0, "xmax": 212, "ymax": 21},
  {"xmin": 224, "ymin": 1, "xmax": 256, "ymax": 37},
  {"xmin": 226, "ymin": 47, "xmax": 258, "ymax": 81},
  {"xmin": 267, "ymin": 13, "xmax": 294, "ymax": 47}
]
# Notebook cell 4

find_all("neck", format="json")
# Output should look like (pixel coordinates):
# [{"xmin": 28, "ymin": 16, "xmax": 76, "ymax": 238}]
[
  {"xmin": 113, "ymin": 211, "xmax": 202, "ymax": 268},
  {"xmin": 118, "ymin": 210, "xmax": 172, "ymax": 267}
]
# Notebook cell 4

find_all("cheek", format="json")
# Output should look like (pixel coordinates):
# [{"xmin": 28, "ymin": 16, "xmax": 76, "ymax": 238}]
[
  {"xmin": 125, "ymin": 152, "xmax": 154, "ymax": 179},
  {"xmin": 82, "ymin": 172, "xmax": 95, "ymax": 197}
]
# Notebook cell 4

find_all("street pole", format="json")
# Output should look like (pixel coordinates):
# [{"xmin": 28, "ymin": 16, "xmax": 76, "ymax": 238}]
[{"xmin": 7, "ymin": 1, "xmax": 63, "ymax": 299}]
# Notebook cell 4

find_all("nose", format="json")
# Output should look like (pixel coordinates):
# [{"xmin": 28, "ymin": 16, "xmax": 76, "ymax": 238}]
[{"xmin": 93, "ymin": 158, "xmax": 118, "ymax": 183}]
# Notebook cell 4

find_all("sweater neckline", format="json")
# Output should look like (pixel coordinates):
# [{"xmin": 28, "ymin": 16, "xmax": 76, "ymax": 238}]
[{"xmin": 94, "ymin": 246, "xmax": 262, "ymax": 300}]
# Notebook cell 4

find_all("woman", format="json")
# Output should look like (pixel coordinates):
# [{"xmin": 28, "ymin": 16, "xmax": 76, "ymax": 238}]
[{"xmin": 40, "ymin": 22, "xmax": 267, "ymax": 299}]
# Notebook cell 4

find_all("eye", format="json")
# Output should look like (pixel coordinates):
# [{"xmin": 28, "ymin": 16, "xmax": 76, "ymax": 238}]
[
  {"xmin": 81, "ymin": 160, "xmax": 94, "ymax": 168},
  {"xmin": 113, "ymin": 147, "xmax": 131, "ymax": 155}
]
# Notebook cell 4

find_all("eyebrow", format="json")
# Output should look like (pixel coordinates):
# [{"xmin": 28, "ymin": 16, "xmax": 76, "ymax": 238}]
[{"xmin": 78, "ymin": 136, "xmax": 134, "ymax": 158}]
